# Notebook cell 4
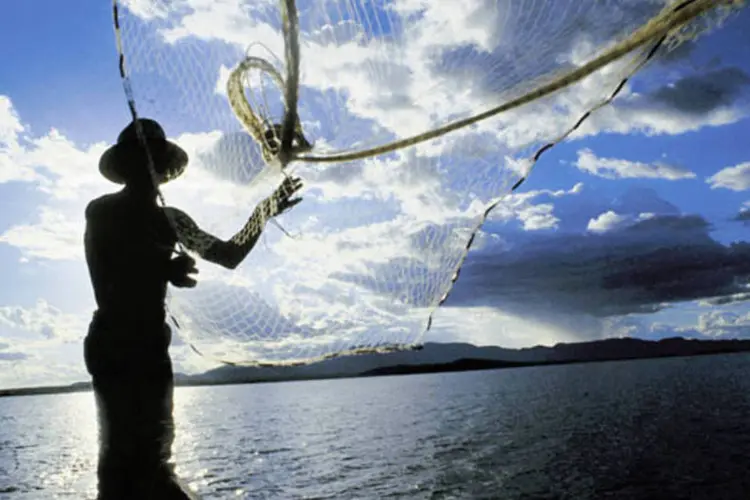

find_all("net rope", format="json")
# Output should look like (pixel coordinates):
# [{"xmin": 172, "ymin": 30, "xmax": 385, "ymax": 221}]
[
  {"xmin": 234, "ymin": 0, "xmax": 742, "ymax": 165},
  {"xmin": 110, "ymin": 0, "xmax": 745, "ymax": 367}
]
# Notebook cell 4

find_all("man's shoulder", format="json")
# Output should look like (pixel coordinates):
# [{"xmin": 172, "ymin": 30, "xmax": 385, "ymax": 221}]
[{"xmin": 85, "ymin": 193, "xmax": 118, "ymax": 218}]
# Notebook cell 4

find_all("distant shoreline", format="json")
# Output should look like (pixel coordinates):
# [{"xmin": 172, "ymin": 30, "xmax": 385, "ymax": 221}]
[
  {"xmin": 357, "ymin": 349, "xmax": 750, "ymax": 376},
  {"xmin": 3, "ymin": 340, "xmax": 749, "ymax": 399}
]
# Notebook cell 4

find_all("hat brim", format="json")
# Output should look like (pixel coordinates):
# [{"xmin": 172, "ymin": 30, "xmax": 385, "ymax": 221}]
[{"xmin": 99, "ymin": 138, "xmax": 189, "ymax": 185}]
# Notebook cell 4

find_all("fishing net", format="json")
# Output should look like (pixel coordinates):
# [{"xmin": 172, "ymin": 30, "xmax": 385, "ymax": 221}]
[{"xmin": 112, "ymin": 0, "xmax": 746, "ymax": 365}]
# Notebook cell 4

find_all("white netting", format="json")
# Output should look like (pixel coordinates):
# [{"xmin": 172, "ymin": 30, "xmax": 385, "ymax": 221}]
[{"xmin": 113, "ymin": 0, "xmax": 745, "ymax": 365}]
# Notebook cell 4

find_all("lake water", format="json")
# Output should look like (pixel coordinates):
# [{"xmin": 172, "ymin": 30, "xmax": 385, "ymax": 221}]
[{"xmin": 2, "ymin": 354, "xmax": 750, "ymax": 499}]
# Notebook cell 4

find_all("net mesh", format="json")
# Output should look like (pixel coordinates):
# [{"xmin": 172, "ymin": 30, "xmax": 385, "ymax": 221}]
[{"xmin": 113, "ymin": 0, "xmax": 745, "ymax": 365}]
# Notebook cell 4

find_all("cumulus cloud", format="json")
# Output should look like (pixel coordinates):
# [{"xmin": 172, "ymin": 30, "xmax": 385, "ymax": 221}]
[
  {"xmin": 1, "ymin": 207, "xmax": 86, "ymax": 261},
  {"xmin": 587, "ymin": 210, "xmax": 654, "ymax": 233},
  {"xmin": 0, "ymin": 99, "xmax": 249, "ymax": 264},
  {"xmin": 0, "ymin": 300, "xmax": 87, "ymax": 343},
  {"xmin": 697, "ymin": 310, "xmax": 750, "ymax": 338},
  {"xmin": 120, "ymin": 0, "xmax": 171, "ymax": 20},
  {"xmin": 575, "ymin": 148, "xmax": 696, "ymax": 181},
  {"xmin": 598, "ymin": 310, "xmax": 750, "ymax": 342},
  {"xmin": 0, "ymin": 111, "xmax": 111, "ymax": 198},
  {"xmin": 490, "ymin": 183, "xmax": 584, "ymax": 231},
  {"xmin": 587, "ymin": 211, "xmax": 631, "ymax": 233},
  {"xmin": 0, "ymin": 300, "xmax": 96, "ymax": 388},
  {"xmin": 707, "ymin": 162, "xmax": 750, "ymax": 192},
  {"xmin": 0, "ymin": 96, "xmax": 31, "ymax": 183},
  {"xmin": 0, "ymin": 98, "xmax": 115, "ymax": 263}
]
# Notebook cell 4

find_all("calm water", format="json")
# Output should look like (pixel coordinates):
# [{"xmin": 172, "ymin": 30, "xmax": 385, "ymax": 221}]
[{"xmin": 2, "ymin": 354, "xmax": 750, "ymax": 499}]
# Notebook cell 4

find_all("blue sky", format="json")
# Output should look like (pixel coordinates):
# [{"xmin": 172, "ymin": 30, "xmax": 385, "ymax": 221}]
[{"xmin": 1, "ymin": 0, "xmax": 749, "ymax": 389}]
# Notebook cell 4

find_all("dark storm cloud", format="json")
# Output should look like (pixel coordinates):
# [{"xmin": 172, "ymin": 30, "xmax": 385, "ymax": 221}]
[
  {"xmin": 446, "ymin": 214, "xmax": 750, "ymax": 317},
  {"xmin": 648, "ymin": 67, "xmax": 750, "ymax": 115},
  {"xmin": 329, "ymin": 187, "xmax": 737, "ymax": 316}
]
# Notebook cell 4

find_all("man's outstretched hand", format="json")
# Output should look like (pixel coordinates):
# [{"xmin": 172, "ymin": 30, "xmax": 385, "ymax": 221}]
[
  {"xmin": 169, "ymin": 253, "xmax": 198, "ymax": 288},
  {"xmin": 260, "ymin": 176, "xmax": 303, "ymax": 219}
]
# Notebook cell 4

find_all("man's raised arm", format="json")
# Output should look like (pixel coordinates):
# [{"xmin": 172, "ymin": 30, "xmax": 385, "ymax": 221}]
[{"xmin": 165, "ymin": 176, "xmax": 303, "ymax": 270}]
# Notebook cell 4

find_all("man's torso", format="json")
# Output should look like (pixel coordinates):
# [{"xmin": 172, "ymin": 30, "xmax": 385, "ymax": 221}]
[{"xmin": 84, "ymin": 191, "xmax": 177, "ymax": 325}]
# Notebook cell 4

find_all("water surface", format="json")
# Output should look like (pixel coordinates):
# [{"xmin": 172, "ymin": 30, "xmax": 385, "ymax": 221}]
[{"xmin": 2, "ymin": 354, "xmax": 750, "ymax": 499}]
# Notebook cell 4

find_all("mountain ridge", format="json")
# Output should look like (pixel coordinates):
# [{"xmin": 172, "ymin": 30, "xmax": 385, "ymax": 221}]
[{"xmin": 2, "ymin": 336, "xmax": 749, "ymax": 397}]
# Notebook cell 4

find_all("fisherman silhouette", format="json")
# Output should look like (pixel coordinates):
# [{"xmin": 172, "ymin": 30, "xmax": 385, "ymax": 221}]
[{"xmin": 83, "ymin": 118, "xmax": 302, "ymax": 499}]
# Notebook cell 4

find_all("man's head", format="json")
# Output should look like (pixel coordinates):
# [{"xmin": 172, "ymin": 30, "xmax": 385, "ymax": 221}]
[{"xmin": 99, "ymin": 118, "xmax": 189, "ymax": 187}]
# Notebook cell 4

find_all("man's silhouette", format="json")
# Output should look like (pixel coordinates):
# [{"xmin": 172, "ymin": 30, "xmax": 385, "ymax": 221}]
[{"xmin": 83, "ymin": 118, "xmax": 302, "ymax": 499}]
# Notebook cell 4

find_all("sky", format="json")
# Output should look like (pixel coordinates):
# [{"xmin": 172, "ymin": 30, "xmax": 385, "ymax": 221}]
[{"xmin": 1, "ymin": 0, "xmax": 749, "ymax": 389}]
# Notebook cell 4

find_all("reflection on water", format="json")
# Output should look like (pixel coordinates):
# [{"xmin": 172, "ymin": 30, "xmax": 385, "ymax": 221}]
[
  {"xmin": 2, "ymin": 354, "xmax": 750, "ymax": 499},
  {"xmin": 1, "ymin": 391, "xmax": 99, "ymax": 498}
]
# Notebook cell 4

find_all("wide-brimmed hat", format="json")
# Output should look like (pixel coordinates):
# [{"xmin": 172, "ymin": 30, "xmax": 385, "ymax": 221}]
[{"xmin": 99, "ymin": 118, "xmax": 189, "ymax": 185}]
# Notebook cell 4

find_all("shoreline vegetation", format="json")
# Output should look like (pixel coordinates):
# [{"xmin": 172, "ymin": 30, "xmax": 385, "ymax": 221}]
[{"xmin": 2, "ymin": 337, "xmax": 749, "ymax": 398}]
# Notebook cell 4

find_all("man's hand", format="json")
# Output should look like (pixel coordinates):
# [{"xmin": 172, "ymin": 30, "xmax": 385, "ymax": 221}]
[
  {"xmin": 258, "ymin": 176, "xmax": 303, "ymax": 219},
  {"xmin": 168, "ymin": 253, "xmax": 198, "ymax": 288}
]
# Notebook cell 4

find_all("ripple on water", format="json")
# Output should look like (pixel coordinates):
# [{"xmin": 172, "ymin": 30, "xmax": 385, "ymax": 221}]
[{"xmin": 2, "ymin": 355, "xmax": 750, "ymax": 499}]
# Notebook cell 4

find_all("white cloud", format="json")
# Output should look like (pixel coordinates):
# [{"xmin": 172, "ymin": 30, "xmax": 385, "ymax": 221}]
[
  {"xmin": 0, "ymin": 300, "xmax": 94, "ymax": 388},
  {"xmin": 516, "ymin": 203, "xmax": 558, "ymax": 231},
  {"xmin": 434, "ymin": 302, "xmax": 750, "ymax": 352},
  {"xmin": 706, "ymin": 162, "xmax": 750, "ymax": 191},
  {"xmin": 0, "ymin": 98, "xmax": 254, "ymax": 264},
  {"xmin": 0, "ymin": 207, "xmax": 85, "ymax": 261},
  {"xmin": 162, "ymin": 2, "xmax": 281, "ymax": 48},
  {"xmin": 120, "ymin": 0, "xmax": 171, "ymax": 20},
  {"xmin": 697, "ymin": 310, "xmax": 750, "ymax": 338},
  {"xmin": 0, "ymin": 95, "xmax": 35, "ymax": 184},
  {"xmin": 214, "ymin": 64, "xmax": 232, "ymax": 96},
  {"xmin": 490, "ymin": 182, "xmax": 584, "ymax": 231},
  {"xmin": 19, "ymin": 130, "xmax": 110, "ymax": 201},
  {"xmin": 0, "ymin": 95, "xmax": 23, "ymax": 150},
  {"xmin": 0, "ymin": 299, "xmax": 87, "ymax": 343},
  {"xmin": 430, "ymin": 306, "xmax": 581, "ymax": 349},
  {"xmin": 0, "ymin": 297, "xmax": 219, "ymax": 388},
  {"xmin": 575, "ymin": 148, "xmax": 696, "ymax": 180},
  {"xmin": 587, "ymin": 210, "xmax": 631, "ymax": 233},
  {"xmin": 581, "ymin": 97, "xmax": 744, "ymax": 138},
  {"xmin": 586, "ymin": 210, "xmax": 654, "ymax": 233},
  {"xmin": 0, "ymin": 107, "xmax": 110, "ymax": 196}
]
